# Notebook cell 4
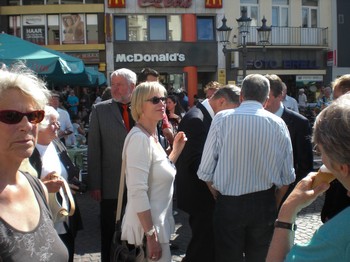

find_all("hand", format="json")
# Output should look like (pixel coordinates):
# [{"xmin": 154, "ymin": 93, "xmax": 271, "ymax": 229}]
[
  {"xmin": 146, "ymin": 234, "xmax": 162, "ymax": 261},
  {"xmin": 280, "ymin": 172, "xmax": 330, "ymax": 220},
  {"xmin": 41, "ymin": 172, "xmax": 63, "ymax": 193},
  {"xmin": 90, "ymin": 189, "xmax": 101, "ymax": 202},
  {"xmin": 172, "ymin": 131, "xmax": 187, "ymax": 153}
]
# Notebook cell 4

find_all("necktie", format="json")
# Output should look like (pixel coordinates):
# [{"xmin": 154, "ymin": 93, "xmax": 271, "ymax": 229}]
[{"xmin": 121, "ymin": 104, "xmax": 130, "ymax": 132}]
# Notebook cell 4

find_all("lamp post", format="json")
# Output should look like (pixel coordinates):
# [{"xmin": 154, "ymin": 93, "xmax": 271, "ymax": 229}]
[{"xmin": 217, "ymin": 9, "xmax": 271, "ymax": 79}]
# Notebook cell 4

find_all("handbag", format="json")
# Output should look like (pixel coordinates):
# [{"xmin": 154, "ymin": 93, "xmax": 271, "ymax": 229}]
[
  {"xmin": 110, "ymin": 135, "xmax": 146, "ymax": 262},
  {"xmin": 48, "ymin": 175, "xmax": 76, "ymax": 223}
]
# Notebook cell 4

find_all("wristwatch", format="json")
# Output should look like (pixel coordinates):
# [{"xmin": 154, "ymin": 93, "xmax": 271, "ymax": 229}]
[
  {"xmin": 145, "ymin": 226, "xmax": 156, "ymax": 237},
  {"xmin": 274, "ymin": 219, "xmax": 297, "ymax": 231}
]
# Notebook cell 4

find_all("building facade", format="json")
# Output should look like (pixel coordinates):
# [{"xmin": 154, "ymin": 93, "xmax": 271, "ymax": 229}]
[{"xmin": 0, "ymin": 0, "xmax": 106, "ymax": 87}]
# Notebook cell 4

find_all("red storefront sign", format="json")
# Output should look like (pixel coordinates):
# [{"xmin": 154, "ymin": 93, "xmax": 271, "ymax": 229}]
[
  {"xmin": 108, "ymin": 0, "xmax": 125, "ymax": 8},
  {"xmin": 205, "ymin": 0, "xmax": 222, "ymax": 8}
]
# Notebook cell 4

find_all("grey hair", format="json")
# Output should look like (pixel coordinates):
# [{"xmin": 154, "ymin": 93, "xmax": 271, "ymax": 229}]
[
  {"xmin": 110, "ymin": 68, "xmax": 137, "ymax": 86},
  {"xmin": 0, "ymin": 63, "xmax": 50, "ymax": 109},
  {"xmin": 241, "ymin": 74, "xmax": 270, "ymax": 104},
  {"xmin": 313, "ymin": 93, "xmax": 350, "ymax": 164},
  {"xmin": 212, "ymin": 85, "xmax": 241, "ymax": 104},
  {"xmin": 39, "ymin": 105, "xmax": 59, "ymax": 130}
]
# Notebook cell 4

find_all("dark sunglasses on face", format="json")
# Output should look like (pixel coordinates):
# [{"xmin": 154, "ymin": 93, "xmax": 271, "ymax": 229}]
[
  {"xmin": 145, "ymin": 96, "xmax": 166, "ymax": 104},
  {"xmin": 0, "ymin": 110, "xmax": 45, "ymax": 125}
]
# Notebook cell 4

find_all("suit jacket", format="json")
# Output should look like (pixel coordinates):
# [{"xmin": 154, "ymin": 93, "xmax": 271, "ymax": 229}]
[
  {"xmin": 176, "ymin": 102, "xmax": 215, "ymax": 214},
  {"xmin": 281, "ymin": 107, "xmax": 313, "ymax": 183},
  {"xmin": 88, "ymin": 99, "xmax": 128, "ymax": 199}
]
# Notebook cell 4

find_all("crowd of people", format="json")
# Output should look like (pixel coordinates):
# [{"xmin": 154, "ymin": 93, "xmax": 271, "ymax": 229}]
[{"xmin": 1, "ymin": 62, "xmax": 350, "ymax": 262}]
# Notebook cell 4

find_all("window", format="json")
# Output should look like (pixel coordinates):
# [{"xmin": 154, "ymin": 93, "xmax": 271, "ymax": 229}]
[
  {"xmin": 240, "ymin": 0, "xmax": 259, "ymax": 26},
  {"xmin": 114, "ymin": 17, "xmax": 127, "ymax": 41},
  {"xmin": 168, "ymin": 15, "xmax": 181, "ymax": 41},
  {"xmin": 149, "ymin": 16, "xmax": 167, "ymax": 41},
  {"xmin": 48, "ymin": 15, "xmax": 59, "ymax": 44},
  {"xmin": 9, "ymin": 16, "xmax": 21, "ymax": 36},
  {"xmin": 302, "ymin": 0, "xmax": 318, "ymax": 28},
  {"xmin": 61, "ymin": 14, "xmax": 85, "ymax": 44},
  {"xmin": 86, "ymin": 14, "xmax": 98, "ymax": 44},
  {"xmin": 272, "ymin": 0, "xmax": 289, "ymax": 27},
  {"xmin": 114, "ymin": 15, "xmax": 181, "ymax": 42},
  {"xmin": 197, "ymin": 17, "xmax": 215, "ymax": 41}
]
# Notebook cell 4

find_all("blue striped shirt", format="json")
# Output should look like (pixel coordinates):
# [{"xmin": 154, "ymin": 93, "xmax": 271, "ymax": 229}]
[{"xmin": 197, "ymin": 100, "xmax": 295, "ymax": 196}]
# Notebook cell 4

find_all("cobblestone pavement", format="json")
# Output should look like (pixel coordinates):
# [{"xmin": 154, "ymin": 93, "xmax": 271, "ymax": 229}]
[{"xmin": 73, "ymin": 192, "xmax": 325, "ymax": 262}]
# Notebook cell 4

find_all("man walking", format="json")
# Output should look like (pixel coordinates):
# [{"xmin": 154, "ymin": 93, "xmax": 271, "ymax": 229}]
[
  {"xmin": 176, "ymin": 86, "xmax": 241, "ymax": 262},
  {"xmin": 197, "ymin": 74, "xmax": 295, "ymax": 262},
  {"xmin": 88, "ymin": 68, "xmax": 137, "ymax": 261}
]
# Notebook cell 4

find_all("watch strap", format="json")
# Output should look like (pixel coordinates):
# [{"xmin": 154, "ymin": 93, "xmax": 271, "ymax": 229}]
[{"xmin": 274, "ymin": 220, "xmax": 297, "ymax": 231}]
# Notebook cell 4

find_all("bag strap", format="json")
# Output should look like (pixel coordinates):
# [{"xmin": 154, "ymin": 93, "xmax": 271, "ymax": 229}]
[
  {"xmin": 61, "ymin": 177, "xmax": 76, "ymax": 216},
  {"xmin": 115, "ymin": 127, "xmax": 153, "ymax": 223},
  {"xmin": 115, "ymin": 133, "xmax": 133, "ymax": 223}
]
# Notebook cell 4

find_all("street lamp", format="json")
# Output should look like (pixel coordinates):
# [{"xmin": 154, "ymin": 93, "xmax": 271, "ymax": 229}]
[{"xmin": 217, "ymin": 9, "xmax": 271, "ymax": 79}]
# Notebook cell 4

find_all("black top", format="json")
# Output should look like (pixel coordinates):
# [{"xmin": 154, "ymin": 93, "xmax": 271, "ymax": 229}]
[{"xmin": 0, "ymin": 172, "xmax": 69, "ymax": 261}]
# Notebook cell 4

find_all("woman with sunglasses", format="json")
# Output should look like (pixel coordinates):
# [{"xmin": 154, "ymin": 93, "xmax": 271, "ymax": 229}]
[
  {"xmin": 121, "ymin": 81, "xmax": 187, "ymax": 261},
  {"xmin": 0, "ymin": 65, "xmax": 69, "ymax": 261}
]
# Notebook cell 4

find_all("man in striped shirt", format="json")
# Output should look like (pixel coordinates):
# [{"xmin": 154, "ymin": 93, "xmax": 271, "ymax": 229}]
[{"xmin": 197, "ymin": 74, "xmax": 295, "ymax": 262}]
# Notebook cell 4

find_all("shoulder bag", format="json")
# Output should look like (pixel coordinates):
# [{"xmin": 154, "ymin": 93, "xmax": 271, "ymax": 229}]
[{"xmin": 110, "ymin": 133, "xmax": 146, "ymax": 262}]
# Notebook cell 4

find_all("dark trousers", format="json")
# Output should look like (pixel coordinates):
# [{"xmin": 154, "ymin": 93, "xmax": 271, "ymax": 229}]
[
  {"xmin": 214, "ymin": 188, "xmax": 277, "ymax": 262},
  {"xmin": 185, "ymin": 210, "xmax": 215, "ymax": 262},
  {"xmin": 100, "ymin": 199, "xmax": 117, "ymax": 262},
  {"xmin": 59, "ymin": 231, "xmax": 75, "ymax": 262}
]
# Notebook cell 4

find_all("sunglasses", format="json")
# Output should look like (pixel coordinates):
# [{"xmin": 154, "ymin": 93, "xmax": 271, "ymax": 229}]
[
  {"xmin": 145, "ymin": 96, "xmax": 166, "ymax": 104},
  {"xmin": 0, "ymin": 110, "xmax": 45, "ymax": 125}
]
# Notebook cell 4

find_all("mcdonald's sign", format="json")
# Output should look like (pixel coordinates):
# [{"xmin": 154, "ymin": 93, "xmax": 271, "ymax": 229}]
[
  {"xmin": 205, "ymin": 0, "xmax": 222, "ymax": 8},
  {"xmin": 108, "ymin": 0, "xmax": 125, "ymax": 8}
]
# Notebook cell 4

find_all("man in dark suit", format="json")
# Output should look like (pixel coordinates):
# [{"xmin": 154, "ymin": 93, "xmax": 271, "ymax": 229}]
[
  {"xmin": 176, "ymin": 86, "xmax": 241, "ymax": 262},
  {"xmin": 88, "ymin": 68, "xmax": 136, "ymax": 261},
  {"xmin": 265, "ymin": 75, "xmax": 313, "ymax": 200}
]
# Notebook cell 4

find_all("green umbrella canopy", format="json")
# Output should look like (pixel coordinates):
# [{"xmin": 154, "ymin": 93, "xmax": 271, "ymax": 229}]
[
  {"xmin": 85, "ymin": 67, "xmax": 107, "ymax": 86},
  {"xmin": 0, "ymin": 33, "xmax": 91, "ymax": 86}
]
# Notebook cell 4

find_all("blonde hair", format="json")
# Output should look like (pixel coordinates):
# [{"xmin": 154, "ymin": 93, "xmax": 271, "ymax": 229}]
[
  {"xmin": 131, "ymin": 82, "xmax": 167, "ymax": 122},
  {"xmin": 0, "ymin": 63, "xmax": 50, "ymax": 110}
]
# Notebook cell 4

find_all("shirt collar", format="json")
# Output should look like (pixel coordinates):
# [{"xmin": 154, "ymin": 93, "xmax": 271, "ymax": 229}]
[{"xmin": 201, "ymin": 99, "xmax": 215, "ymax": 119}]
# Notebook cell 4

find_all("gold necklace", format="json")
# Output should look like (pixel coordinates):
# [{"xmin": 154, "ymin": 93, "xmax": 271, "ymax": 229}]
[{"xmin": 136, "ymin": 123, "xmax": 158, "ymax": 143}]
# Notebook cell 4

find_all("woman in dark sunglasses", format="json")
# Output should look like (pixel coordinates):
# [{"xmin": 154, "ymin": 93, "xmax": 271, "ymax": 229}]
[
  {"xmin": 121, "ymin": 81, "xmax": 187, "ymax": 261},
  {"xmin": 0, "ymin": 65, "xmax": 69, "ymax": 261}
]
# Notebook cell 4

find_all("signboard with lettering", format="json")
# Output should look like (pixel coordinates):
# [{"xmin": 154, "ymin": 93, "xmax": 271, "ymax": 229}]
[
  {"xmin": 22, "ymin": 15, "xmax": 46, "ymax": 45},
  {"xmin": 114, "ymin": 42, "xmax": 217, "ymax": 71},
  {"xmin": 138, "ymin": 0, "xmax": 192, "ymax": 8}
]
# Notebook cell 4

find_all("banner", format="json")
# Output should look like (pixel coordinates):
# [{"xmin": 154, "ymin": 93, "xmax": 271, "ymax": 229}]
[{"xmin": 62, "ymin": 14, "xmax": 85, "ymax": 44}]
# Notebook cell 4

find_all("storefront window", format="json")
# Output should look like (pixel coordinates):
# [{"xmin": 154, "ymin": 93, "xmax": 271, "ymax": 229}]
[
  {"xmin": 197, "ymin": 17, "xmax": 215, "ymax": 41},
  {"xmin": 61, "ymin": 14, "xmax": 85, "ymax": 44},
  {"xmin": 128, "ymin": 15, "xmax": 147, "ymax": 41},
  {"xmin": 169, "ymin": 15, "xmax": 181, "ymax": 41},
  {"xmin": 22, "ymin": 15, "xmax": 46, "ymax": 45},
  {"xmin": 9, "ymin": 16, "xmax": 21, "ymax": 36},
  {"xmin": 149, "ymin": 16, "xmax": 167, "ymax": 41},
  {"xmin": 86, "ymin": 14, "xmax": 98, "ymax": 44},
  {"xmin": 114, "ymin": 16, "xmax": 127, "ymax": 41},
  {"xmin": 22, "ymin": 0, "xmax": 44, "ymax": 4},
  {"xmin": 48, "ymin": 15, "xmax": 60, "ymax": 44}
]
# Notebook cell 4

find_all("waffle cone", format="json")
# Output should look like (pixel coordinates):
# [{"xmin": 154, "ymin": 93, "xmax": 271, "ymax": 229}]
[{"xmin": 312, "ymin": 171, "xmax": 335, "ymax": 188}]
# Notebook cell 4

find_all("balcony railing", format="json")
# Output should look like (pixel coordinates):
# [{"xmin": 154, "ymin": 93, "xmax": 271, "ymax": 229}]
[{"xmin": 238, "ymin": 26, "xmax": 328, "ymax": 47}]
